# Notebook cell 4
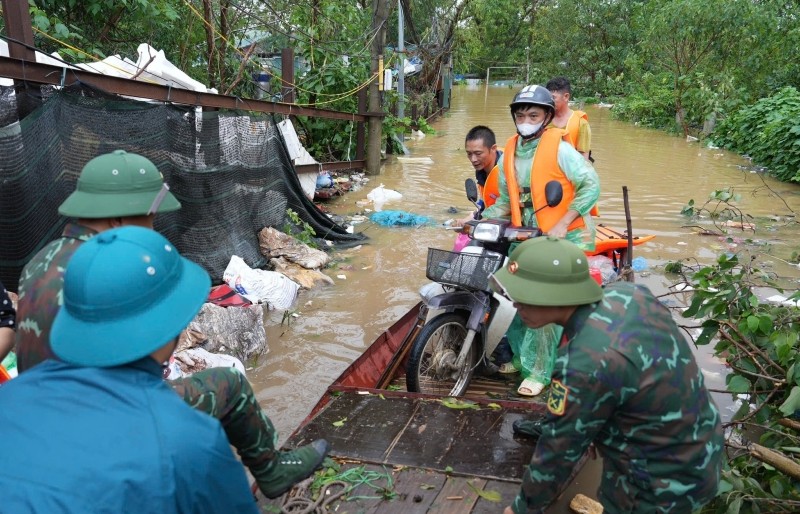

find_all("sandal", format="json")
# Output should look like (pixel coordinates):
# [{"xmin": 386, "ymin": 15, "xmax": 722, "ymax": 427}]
[
  {"xmin": 517, "ymin": 378, "xmax": 546, "ymax": 397},
  {"xmin": 497, "ymin": 362, "xmax": 519, "ymax": 374}
]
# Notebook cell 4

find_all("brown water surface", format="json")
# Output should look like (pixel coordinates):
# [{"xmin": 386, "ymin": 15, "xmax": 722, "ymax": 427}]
[{"xmin": 251, "ymin": 85, "xmax": 800, "ymax": 443}]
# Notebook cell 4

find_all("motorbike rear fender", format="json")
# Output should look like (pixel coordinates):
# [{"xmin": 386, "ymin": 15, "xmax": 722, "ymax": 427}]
[{"xmin": 425, "ymin": 291, "xmax": 490, "ymax": 332}]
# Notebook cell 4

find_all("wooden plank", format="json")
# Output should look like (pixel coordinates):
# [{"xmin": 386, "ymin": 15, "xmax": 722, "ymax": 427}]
[
  {"xmin": 472, "ymin": 480, "xmax": 521, "ymax": 514},
  {"xmin": 287, "ymin": 393, "xmax": 542, "ymax": 481},
  {"xmin": 428, "ymin": 476, "xmax": 486, "ymax": 514},
  {"xmin": 383, "ymin": 399, "xmax": 538, "ymax": 480},
  {"xmin": 289, "ymin": 394, "xmax": 421, "ymax": 461},
  {"xmin": 375, "ymin": 467, "xmax": 447, "ymax": 514}
]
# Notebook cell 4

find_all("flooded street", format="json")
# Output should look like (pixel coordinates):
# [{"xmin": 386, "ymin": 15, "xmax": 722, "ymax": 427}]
[{"xmin": 251, "ymin": 85, "xmax": 800, "ymax": 444}]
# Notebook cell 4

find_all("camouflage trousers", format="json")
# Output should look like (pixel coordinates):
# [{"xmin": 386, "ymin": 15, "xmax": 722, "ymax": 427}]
[{"xmin": 169, "ymin": 368, "xmax": 279, "ymax": 483}]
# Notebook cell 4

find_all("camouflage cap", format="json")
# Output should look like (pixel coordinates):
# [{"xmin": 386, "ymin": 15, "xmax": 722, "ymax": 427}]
[
  {"xmin": 490, "ymin": 236, "xmax": 603, "ymax": 306},
  {"xmin": 58, "ymin": 150, "xmax": 181, "ymax": 218}
]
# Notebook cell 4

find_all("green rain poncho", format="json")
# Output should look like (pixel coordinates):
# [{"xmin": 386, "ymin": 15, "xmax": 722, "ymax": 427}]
[{"xmin": 483, "ymin": 135, "xmax": 600, "ymax": 386}]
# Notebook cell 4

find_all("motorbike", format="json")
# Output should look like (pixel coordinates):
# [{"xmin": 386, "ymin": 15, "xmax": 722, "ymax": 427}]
[{"xmin": 405, "ymin": 178, "xmax": 563, "ymax": 396}]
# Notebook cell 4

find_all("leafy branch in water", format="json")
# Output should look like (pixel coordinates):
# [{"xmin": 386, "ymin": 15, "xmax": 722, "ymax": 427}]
[
  {"xmin": 681, "ymin": 188, "xmax": 755, "ymax": 235},
  {"xmin": 670, "ymin": 252, "xmax": 800, "ymax": 513},
  {"xmin": 282, "ymin": 208, "xmax": 318, "ymax": 248}
]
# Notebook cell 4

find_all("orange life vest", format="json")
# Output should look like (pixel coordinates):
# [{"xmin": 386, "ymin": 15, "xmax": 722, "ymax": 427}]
[
  {"xmin": 477, "ymin": 164, "xmax": 500, "ymax": 208},
  {"xmin": 561, "ymin": 110, "xmax": 598, "ymax": 216},
  {"xmin": 502, "ymin": 129, "xmax": 585, "ymax": 232},
  {"xmin": 563, "ymin": 110, "xmax": 588, "ymax": 149}
]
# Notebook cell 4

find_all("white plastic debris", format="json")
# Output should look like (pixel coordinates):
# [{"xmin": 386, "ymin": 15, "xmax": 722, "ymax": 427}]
[
  {"xmin": 222, "ymin": 255, "xmax": 300, "ymax": 310},
  {"xmin": 367, "ymin": 184, "xmax": 402, "ymax": 211}
]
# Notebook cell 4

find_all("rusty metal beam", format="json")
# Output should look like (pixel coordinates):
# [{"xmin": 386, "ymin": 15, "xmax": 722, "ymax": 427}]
[
  {"xmin": 296, "ymin": 161, "xmax": 365, "ymax": 174},
  {"xmin": 0, "ymin": 56, "xmax": 367, "ymax": 122}
]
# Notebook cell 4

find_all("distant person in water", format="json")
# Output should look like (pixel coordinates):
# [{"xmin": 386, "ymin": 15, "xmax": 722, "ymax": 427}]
[
  {"xmin": 546, "ymin": 76, "xmax": 592, "ymax": 161},
  {"xmin": 492, "ymin": 237, "xmax": 723, "ymax": 514}
]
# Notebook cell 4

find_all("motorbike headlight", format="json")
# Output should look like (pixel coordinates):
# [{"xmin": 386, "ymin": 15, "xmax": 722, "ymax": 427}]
[{"xmin": 472, "ymin": 222, "xmax": 503, "ymax": 242}]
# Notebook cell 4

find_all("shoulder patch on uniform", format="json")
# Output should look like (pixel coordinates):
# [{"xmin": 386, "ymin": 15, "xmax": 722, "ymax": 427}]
[{"xmin": 547, "ymin": 380, "xmax": 569, "ymax": 416}]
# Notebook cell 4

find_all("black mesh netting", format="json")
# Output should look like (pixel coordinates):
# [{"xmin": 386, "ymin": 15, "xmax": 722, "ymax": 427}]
[{"xmin": 0, "ymin": 83, "xmax": 364, "ymax": 291}]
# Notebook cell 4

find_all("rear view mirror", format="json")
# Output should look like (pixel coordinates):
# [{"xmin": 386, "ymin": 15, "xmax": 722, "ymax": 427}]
[
  {"xmin": 465, "ymin": 179, "xmax": 479, "ymax": 203},
  {"xmin": 545, "ymin": 181, "xmax": 563, "ymax": 207}
]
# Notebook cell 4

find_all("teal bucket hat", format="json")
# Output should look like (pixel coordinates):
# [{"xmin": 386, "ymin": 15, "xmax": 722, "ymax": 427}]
[
  {"xmin": 58, "ymin": 150, "xmax": 181, "ymax": 218},
  {"xmin": 51, "ymin": 226, "xmax": 210, "ymax": 367},
  {"xmin": 490, "ymin": 236, "xmax": 603, "ymax": 306}
]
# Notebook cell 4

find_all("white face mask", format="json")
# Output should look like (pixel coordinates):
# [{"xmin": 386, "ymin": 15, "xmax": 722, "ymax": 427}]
[{"xmin": 516, "ymin": 122, "xmax": 543, "ymax": 138}]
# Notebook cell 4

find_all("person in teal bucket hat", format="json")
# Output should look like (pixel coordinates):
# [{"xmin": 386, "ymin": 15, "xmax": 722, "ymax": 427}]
[
  {"xmin": 10, "ymin": 150, "xmax": 328, "ymax": 501},
  {"xmin": 0, "ymin": 226, "xmax": 259, "ymax": 512},
  {"xmin": 492, "ymin": 237, "xmax": 723, "ymax": 514}
]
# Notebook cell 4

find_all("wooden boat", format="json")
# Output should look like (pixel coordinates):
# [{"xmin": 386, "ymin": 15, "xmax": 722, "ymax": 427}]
[{"xmin": 256, "ymin": 303, "xmax": 598, "ymax": 513}]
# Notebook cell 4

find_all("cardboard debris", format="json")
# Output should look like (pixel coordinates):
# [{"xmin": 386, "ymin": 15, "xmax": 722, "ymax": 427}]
[
  {"xmin": 270, "ymin": 257, "xmax": 334, "ymax": 289},
  {"xmin": 258, "ymin": 227, "xmax": 331, "ymax": 269}
]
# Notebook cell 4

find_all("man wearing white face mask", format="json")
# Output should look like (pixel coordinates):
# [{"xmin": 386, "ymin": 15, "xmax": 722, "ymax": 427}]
[
  {"xmin": 481, "ymin": 85, "xmax": 600, "ymax": 397},
  {"xmin": 482, "ymin": 84, "xmax": 599, "ymax": 248}
]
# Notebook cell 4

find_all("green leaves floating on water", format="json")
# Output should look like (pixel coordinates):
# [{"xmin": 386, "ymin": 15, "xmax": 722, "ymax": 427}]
[{"xmin": 439, "ymin": 397, "xmax": 480, "ymax": 410}]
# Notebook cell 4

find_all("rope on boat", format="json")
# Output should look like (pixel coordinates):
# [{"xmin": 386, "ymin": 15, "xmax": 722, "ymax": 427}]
[
  {"xmin": 280, "ymin": 479, "xmax": 349, "ymax": 514},
  {"xmin": 278, "ymin": 463, "xmax": 395, "ymax": 513}
]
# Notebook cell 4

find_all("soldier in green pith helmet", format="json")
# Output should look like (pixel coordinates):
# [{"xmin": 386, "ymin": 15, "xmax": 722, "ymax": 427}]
[
  {"xmin": 12, "ymin": 150, "xmax": 328, "ymax": 499},
  {"xmin": 490, "ymin": 237, "xmax": 723, "ymax": 514}
]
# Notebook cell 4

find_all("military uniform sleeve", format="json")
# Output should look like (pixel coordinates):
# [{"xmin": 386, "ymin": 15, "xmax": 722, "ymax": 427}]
[
  {"xmin": 557, "ymin": 142, "xmax": 599, "ymax": 217},
  {"xmin": 512, "ymin": 369, "xmax": 618, "ymax": 514},
  {"xmin": 482, "ymin": 159, "xmax": 511, "ymax": 220}
]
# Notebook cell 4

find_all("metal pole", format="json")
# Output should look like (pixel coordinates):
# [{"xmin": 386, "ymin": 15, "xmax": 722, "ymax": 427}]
[{"xmin": 397, "ymin": 0, "xmax": 405, "ymax": 119}]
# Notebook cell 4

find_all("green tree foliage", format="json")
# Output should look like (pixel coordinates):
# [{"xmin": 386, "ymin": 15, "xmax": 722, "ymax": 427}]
[
  {"xmin": 453, "ymin": 0, "xmax": 539, "ymax": 79},
  {"xmin": 673, "ymin": 253, "xmax": 800, "ymax": 513},
  {"xmin": 636, "ymin": 0, "xmax": 761, "ymax": 136},
  {"xmin": 713, "ymin": 87, "xmax": 800, "ymax": 183},
  {"xmin": 286, "ymin": 1, "xmax": 372, "ymax": 161}
]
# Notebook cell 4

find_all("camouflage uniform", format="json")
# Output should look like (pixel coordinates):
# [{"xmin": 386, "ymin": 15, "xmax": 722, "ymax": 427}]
[
  {"xmin": 513, "ymin": 282, "xmax": 723, "ymax": 514},
  {"xmin": 16, "ymin": 223, "xmax": 96, "ymax": 372},
  {"xmin": 15, "ymin": 222, "xmax": 280, "ymax": 489}
]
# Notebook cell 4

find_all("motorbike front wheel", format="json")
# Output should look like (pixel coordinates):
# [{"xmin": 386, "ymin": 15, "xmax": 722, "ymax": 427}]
[{"xmin": 405, "ymin": 312, "xmax": 481, "ymax": 396}]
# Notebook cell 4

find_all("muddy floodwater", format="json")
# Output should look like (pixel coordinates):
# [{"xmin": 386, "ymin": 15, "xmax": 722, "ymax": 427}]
[{"xmin": 250, "ymin": 85, "xmax": 800, "ymax": 445}]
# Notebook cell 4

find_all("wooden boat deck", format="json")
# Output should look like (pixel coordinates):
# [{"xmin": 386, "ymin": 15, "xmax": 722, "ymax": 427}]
[{"xmin": 255, "ymin": 303, "xmax": 597, "ymax": 512}]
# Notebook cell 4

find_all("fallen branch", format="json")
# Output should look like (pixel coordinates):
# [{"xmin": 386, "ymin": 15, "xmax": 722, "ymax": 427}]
[
  {"xmin": 778, "ymin": 418, "xmax": 800, "ymax": 433},
  {"xmin": 681, "ymin": 224, "xmax": 723, "ymax": 236},
  {"xmin": 748, "ymin": 443, "xmax": 800, "ymax": 481}
]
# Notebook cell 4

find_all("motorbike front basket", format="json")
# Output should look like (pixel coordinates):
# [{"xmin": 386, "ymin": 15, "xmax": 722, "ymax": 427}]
[{"xmin": 425, "ymin": 248, "xmax": 504, "ymax": 290}]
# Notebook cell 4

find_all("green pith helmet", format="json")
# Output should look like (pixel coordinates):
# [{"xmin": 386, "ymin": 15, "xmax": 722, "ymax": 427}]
[
  {"xmin": 490, "ymin": 237, "xmax": 603, "ymax": 306},
  {"xmin": 58, "ymin": 150, "xmax": 181, "ymax": 218}
]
